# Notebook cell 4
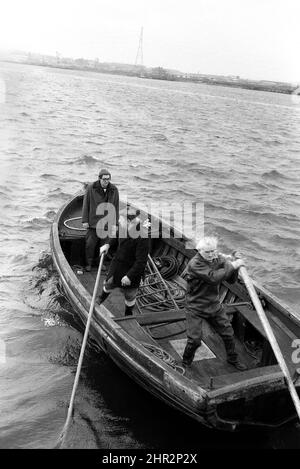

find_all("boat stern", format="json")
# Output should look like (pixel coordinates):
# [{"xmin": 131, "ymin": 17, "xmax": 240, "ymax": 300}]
[{"xmin": 205, "ymin": 366, "xmax": 299, "ymax": 429}]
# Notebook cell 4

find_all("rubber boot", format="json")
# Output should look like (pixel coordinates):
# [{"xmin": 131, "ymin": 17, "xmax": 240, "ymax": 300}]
[
  {"xmin": 223, "ymin": 337, "xmax": 248, "ymax": 371},
  {"xmin": 182, "ymin": 341, "xmax": 199, "ymax": 367},
  {"xmin": 97, "ymin": 290, "xmax": 110, "ymax": 304},
  {"xmin": 125, "ymin": 305, "xmax": 134, "ymax": 316}
]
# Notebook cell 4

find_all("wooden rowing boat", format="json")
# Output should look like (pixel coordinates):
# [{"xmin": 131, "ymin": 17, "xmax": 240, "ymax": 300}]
[{"xmin": 50, "ymin": 192, "xmax": 300, "ymax": 431}]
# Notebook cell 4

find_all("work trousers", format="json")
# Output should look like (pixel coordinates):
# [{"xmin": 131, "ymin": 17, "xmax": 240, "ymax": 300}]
[
  {"xmin": 104, "ymin": 276, "xmax": 138, "ymax": 307},
  {"xmin": 85, "ymin": 228, "xmax": 106, "ymax": 266},
  {"xmin": 185, "ymin": 305, "xmax": 237, "ymax": 361}
]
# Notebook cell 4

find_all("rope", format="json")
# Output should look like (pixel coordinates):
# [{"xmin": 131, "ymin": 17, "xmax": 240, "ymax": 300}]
[
  {"xmin": 137, "ymin": 256, "xmax": 186, "ymax": 312},
  {"xmin": 63, "ymin": 217, "xmax": 86, "ymax": 231},
  {"xmin": 142, "ymin": 343, "xmax": 185, "ymax": 375},
  {"xmin": 150, "ymin": 256, "xmax": 179, "ymax": 279},
  {"xmin": 147, "ymin": 254, "xmax": 179, "ymax": 311},
  {"xmin": 137, "ymin": 275, "xmax": 186, "ymax": 311},
  {"xmin": 137, "ymin": 255, "xmax": 188, "ymax": 340}
]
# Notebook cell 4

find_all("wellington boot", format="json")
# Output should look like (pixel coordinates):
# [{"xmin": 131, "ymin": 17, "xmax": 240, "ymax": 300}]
[
  {"xmin": 227, "ymin": 358, "xmax": 248, "ymax": 371},
  {"xmin": 125, "ymin": 305, "xmax": 134, "ymax": 316},
  {"xmin": 182, "ymin": 342, "xmax": 199, "ymax": 367}
]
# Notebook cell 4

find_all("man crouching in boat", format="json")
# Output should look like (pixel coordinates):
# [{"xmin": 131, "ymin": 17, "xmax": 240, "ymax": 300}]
[
  {"xmin": 97, "ymin": 207, "xmax": 150, "ymax": 316},
  {"xmin": 182, "ymin": 236, "xmax": 247, "ymax": 371}
]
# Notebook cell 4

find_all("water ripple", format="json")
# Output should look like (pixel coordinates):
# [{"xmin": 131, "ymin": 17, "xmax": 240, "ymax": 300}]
[{"xmin": 0, "ymin": 61, "xmax": 299, "ymax": 449}]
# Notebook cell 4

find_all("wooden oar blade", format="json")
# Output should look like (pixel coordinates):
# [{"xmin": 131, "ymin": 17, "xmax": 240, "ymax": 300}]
[
  {"xmin": 54, "ymin": 254, "xmax": 105, "ymax": 448},
  {"xmin": 239, "ymin": 266, "xmax": 300, "ymax": 422}
]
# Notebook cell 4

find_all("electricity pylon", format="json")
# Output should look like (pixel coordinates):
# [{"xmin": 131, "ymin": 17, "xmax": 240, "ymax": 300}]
[{"xmin": 135, "ymin": 27, "xmax": 144, "ymax": 66}]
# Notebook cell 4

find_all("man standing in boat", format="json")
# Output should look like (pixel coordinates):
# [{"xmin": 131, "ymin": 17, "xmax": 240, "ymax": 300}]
[
  {"xmin": 82, "ymin": 169, "xmax": 119, "ymax": 272},
  {"xmin": 97, "ymin": 207, "xmax": 150, "ymax": 316},
  {"xmin": 182, "ymin": 236, "xmax": 247, "ymax": 371}
]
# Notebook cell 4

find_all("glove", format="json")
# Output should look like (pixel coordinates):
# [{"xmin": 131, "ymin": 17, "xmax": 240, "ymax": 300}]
[{"xmin": 100, "ymin": 244, "xmax": 110, "ymax": 255}]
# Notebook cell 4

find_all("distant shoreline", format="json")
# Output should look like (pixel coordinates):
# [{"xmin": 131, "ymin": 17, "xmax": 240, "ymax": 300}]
[{"xmin": 1, "ymin": 58, "xmax": 299, "ymax": 96}]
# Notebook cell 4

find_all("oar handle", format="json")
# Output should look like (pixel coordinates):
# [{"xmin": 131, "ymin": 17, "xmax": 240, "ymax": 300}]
[{"xmin": 239, "ymin": 266, "xmax": 300, "ymax": 421}]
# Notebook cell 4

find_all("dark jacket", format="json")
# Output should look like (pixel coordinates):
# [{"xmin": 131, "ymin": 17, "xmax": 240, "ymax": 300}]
[
  {"xmin": 185, "ymin": 253, "xmax": 237, "ymax": 314},
  {"xmin": 107, "ymin": 225, "xmax": 150, "ymax": 288},
  {"xmin": 82, "ymin": 181, "xmax": 119, "ymax": 229}
]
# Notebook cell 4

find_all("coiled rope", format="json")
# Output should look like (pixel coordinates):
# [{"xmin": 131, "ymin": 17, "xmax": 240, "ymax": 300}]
[
  {"xmin": 63, "ymin": 216, "xmax": 86, "ymax": 231},
  {"xmin": 142, "ymin": 343, "xmax": 185, "ymax": 375},
  {"xmin": 137, "ymin": 256, "xmax": 186, "ymax": 311},
  {"xmin": 138, "ymin": 276, "xmax": 186, "ymax": 311},
  {"xmin": 137, "ymin": 257, "xmax": 187, "ymax": 339},
  {"xmin": 151, "ymin": 256, "xmax": 179, "ymax": 279}
]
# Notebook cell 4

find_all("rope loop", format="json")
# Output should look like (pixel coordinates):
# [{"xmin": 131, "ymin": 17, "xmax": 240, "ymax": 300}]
[{"xmin": 142, "ymin": 343, "xmax": 185, "ymax": 375}]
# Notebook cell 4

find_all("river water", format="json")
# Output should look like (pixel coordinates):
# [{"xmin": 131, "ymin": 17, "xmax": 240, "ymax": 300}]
[{"xmin": 0, "ymin": 61, "xmax": 300, "ymax": 449}]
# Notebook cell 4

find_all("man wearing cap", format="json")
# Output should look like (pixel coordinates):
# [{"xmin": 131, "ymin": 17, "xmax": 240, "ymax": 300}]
[
  {"xmin": 97, "ymin": 207, "xmax": 150, "ymax": 316},
  {"xmin": 82, "ymin": 169, "xmax": 119, "ymax": 272}
]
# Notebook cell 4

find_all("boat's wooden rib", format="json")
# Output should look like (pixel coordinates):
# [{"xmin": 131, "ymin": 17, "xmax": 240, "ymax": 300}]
[
  {"xmin": 219, "ymin": 286, "xmax": 229, "ymax": 304},
  {"xmin": 50, "ymin": 193, "xmax": 300, "ymax": 431}
]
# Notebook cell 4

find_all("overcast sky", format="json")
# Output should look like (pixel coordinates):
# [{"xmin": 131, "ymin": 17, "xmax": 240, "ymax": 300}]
[{"xmin": 1, "ymin": 0, "xmax": 299, "ymax": 83}]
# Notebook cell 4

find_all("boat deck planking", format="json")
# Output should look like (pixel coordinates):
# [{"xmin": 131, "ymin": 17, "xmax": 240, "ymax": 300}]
[
  {"xmin": 71, "ymin": 248, "xmax": 298, "ymax": 385},
  {"xmin": 75, "ymin": 266, "xmax": 258, "ymax": 388}
]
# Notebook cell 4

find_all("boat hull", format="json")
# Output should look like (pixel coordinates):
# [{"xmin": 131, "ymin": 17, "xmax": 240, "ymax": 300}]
[{"xmin": 50, "ymin": 194, "xmax": 300, "ymax": 431}]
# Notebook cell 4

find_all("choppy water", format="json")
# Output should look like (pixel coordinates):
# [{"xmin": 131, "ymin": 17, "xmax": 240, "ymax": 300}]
[{"xmin": 0, "ymin": 61, "xmax": 300, "ymax": 449}]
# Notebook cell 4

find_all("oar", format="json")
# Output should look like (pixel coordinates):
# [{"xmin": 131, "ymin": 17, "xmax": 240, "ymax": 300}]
[
  {"xmin": 55, "ymin": 253, "xmax": 105, "ymax": 448},
  {"xmin": 147, "ymin": 254, "xmax": 180, "ymax": 311},
  {"xmin": 239, "ymin": 265, "xmax": 300, "ymax": 422}
]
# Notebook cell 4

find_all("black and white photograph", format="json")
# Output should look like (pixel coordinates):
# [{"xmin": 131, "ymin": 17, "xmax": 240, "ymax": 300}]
[{"xmin": 0, "ymin": 0, "xmax": 299, "ymax": 454}]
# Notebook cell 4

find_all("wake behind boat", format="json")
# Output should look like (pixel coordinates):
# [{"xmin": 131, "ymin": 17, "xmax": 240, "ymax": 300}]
[{"xmin": 50, "ymin": 192, "xmax": 300, "ymax": 431}]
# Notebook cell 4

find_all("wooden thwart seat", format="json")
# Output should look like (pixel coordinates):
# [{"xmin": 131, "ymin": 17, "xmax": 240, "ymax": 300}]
[
  {"xmin": 115, "ymin": 303, "xmax": 257, "ymax": 328},
  {"xmin": 115, "ymin": 308, "xmax": 186, "ymax": 326}
]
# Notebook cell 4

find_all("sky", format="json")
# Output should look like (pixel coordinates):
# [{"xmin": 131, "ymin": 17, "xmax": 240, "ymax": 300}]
[{"xmin": 0, "ymin": 0, "xmax": 299, "ymax": 83}]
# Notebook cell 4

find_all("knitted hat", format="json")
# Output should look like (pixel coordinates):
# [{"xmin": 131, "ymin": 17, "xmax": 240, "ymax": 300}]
[{"xmin": 99, "ymin": 168, "xmax": 111, "ymax": 178}]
